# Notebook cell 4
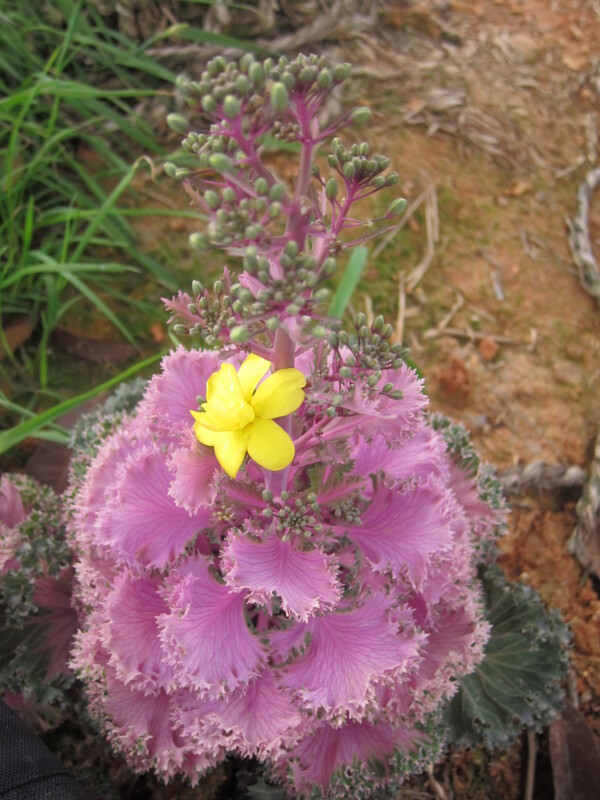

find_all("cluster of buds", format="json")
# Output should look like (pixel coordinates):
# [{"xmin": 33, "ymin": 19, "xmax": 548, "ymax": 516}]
[
  {"xmin": 164, "ymin": 52, "xmax": 405, "ymax": 350},
  {"xmin": 67, "ymin": 54, "xmax": 508, "ymax": 799}
]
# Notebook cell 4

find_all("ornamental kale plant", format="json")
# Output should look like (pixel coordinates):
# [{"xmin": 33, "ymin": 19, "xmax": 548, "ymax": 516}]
[
  {"xmin": 0, "ymin": 474, "xmax": 77, "ymax": 731},
  {"xmin": 66, "ymin": 53, "xmax": 551, "ymax": 797}
]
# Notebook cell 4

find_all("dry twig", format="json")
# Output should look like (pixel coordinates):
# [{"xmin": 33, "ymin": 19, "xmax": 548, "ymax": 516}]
[{"xmin": 566, "ymin": 167, "xmax": 600, "ymax": 307}]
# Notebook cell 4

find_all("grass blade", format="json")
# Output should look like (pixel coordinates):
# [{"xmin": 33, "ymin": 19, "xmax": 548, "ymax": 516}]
[
  {"xmin": 0, "ymin": 352, "xmax": 164, "ymax": 454},
  {"xmin": 328, "ymin": 247, "xmax": 369, "ymax": 319}
]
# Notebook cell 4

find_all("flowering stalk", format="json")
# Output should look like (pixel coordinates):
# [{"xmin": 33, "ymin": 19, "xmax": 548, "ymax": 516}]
[{"xmin": 67, "ymin": 53, "xmax": 513, "ymax": 799}]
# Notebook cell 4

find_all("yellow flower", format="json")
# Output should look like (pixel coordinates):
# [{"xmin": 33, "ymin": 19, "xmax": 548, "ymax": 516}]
[{"xmin": 190, "ymin": 353, "xmax": 306, "ymax": 479}]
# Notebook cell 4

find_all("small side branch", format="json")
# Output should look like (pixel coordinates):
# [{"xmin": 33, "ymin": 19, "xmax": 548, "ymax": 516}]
[{"xmin": 566, "ymin": 167, "xmax": 600, "ymax": 308}]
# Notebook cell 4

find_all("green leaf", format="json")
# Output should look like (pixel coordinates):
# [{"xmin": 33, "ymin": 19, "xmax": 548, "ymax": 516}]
[
  {"xmin": 328, "ymin": 246, "xmax": 368, "ymax": 319},
  {"xmin": 0, "ymin": 352, "xmax": 164, "ymax": 455},
  {"xmin": 442, "ymin": 564, "xmax": 569, "ymax": 748}
]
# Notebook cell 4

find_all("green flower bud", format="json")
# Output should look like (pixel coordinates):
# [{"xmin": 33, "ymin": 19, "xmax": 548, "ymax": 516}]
[
  {"xmin": 223, "ymin": 94, "xmax": 241, "ymax": 119},
  {"xmin": 189, "ymin": 232, "xmax": 209, "ymax": 251},
  {"xmin": 326, "ymin": 178, "xmax": 339, "ymax": 200},
  {"xmin": 222, "ymin": 187, "xmax": 236, "ymax": 203},
  {"xmin": 314, "ymin": 288, "xmax": 330, "ymax": 302},
  {"xmin": 262, "ymin": 489, "xmax": 273, "ymax": 502},
  {"xmin": 269, "ymin": 183, "xmax": 285, "ymax": 201},
  {"xmin": 282, "ymin": 72, "xmax": 295, "ymax": 90},
  {"xmin": 284, "ymin": 240, "xmax": 299, "ymax": 257},
  {"xmin": 240, "ymin": 53, "xmax": 255, "ymax": 72},
  {"xmin": 355, "ymin": 312, "xmax": 367, "ymax": 329},
  {"xmin": 191, "ymin": 280, "xmax": 203, "ymax": 295},
  {"xmin": 344, "ymin": 353, "xmax": 356, "ymax": 367},
  {"xmin": 328, "ymin": 332, "xmax": 339, "ymax": 349},
  {"xmin": 235, "ymin": 74, "xmax": 249, "ymax": 93},
  {"xmin": 174, "ymin": 168, "xmax": 191, "ymax": 179},
  {"xmin": 332, "ymin": 63, "xmax": 351, "ymax": 81},
  {"xmin": 382, "ymin": 382, "xmax": 394, "ymax": 394},
  {"xmin": 339, "ymin": 366, "xmax": 353, "ymax": 379},
  {"xmin": 358, "ymin": 325, "xmax": 370, "ymax": 339},
  {"xmin": 322, "ymin": 257, "xmax": 337, "ymax": 276},
  {"xmin": 268, "ymin": 201, "xmax": 281, "ymax": 219},
  {"xmin": 385, "ymin": 171, "xmax": 399, "ymax": 186},
  {"xmin": 265, "ymin": 317, "xmax": 280, "ymax": 331},
  {"xmin": 286, "ymin": 303, "xmax": 301, "ymax": 316},
  {"xmin": 201, "ymin": 95, "xmax": 217, "ymax": 114},
  {"xmin": 372, "ymin": 176, "xmax": 387, "ymax": 189},
  {"xmin": 350, "ymin": 106, "xmax": 372, "ymax": 125},
  {"xmin": 317, "ymin": 69, "xmax": 332, "ymax": 89},
  {"xmin": 166, "ymin": 113, "xmax": 189, "ymax": 134},
  {"xmin": 387, "ymin": 197, "xmax": 407, "ymax": 216},
  {"xmin": 325, "ymin": 406, "xmax": 337, "ymax": 418},
  {"xmin": 388, "ymin": 390, "xmax": 404, "ymax": 400},
  {"xmin": 204, "ymin": 190, "xmax": 220, "ymax": 210},
  {"xmin": 163, "ymin": 162, "xmax": 178, "ymax": 178},
  {"xmin": 327, "ymin": 154, "xmax": 339, "ymax": 169},
  {"xmin": 213, "ymin": 280, "xmax": 223, "ymax": 294},
  {"xmin": 271, "ymin": 82, "xmax": 289, "ymax": 111},
  {"xmin": 230, "ymin": 325, "xmax": 250, "ymax": 342},
  {"xmin": 372, "ymin": 315, "xmax": 384, "ymax": 332},
  {"xmin": 312, "ymin": 324, "xmax": 327, "ymax": 338},
  {"xmin": 208, "ymin": 153, "xmax": 233, "ymax": 173},
  {"xmin": 381, "ymin": 323, "xmax": 394, "ymax": 339},
  {"xmin": 254, "ymin": 177, "xmax": 269, "ymax": 195},
  {"xmin": 343, "ymin": 162, "xmax": 355, "ymax": 179},
  {"xmin": 172, "ymin": 324, "xmax": 188, "ymax": 336}
]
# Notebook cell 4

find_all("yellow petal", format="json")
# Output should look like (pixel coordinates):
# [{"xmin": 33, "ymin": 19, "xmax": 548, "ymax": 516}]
[
  {"xmin": 251, "ymin": 368, "xmax": 306, "ymax": 419},
  {"xmin": 246, "ymin": 418, "xmax": 295, "ymax": 471},
  {"xmin": 206, "ymin": 363, "xmax": 244, "ymax": 405},
  {"xmin": 212, "ymin": 429, "xmax": 248, "ymax": 478},
  {"xmin": 237, "ymin": 353, "xmax": 270, "ymax": 402},
  {"xmin": 194, "ymin": 419, "xmax": 218, "ymax": 447}
]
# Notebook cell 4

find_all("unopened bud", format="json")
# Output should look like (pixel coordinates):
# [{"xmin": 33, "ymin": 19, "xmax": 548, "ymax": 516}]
[
  {"xmin": 201, "ymin": 95, "xmax": 217, "ymax": 114},
  {"xmin": 339, "ymin": 366, "xmax": 353, "ymax": 379},
  {"xmin": 209, "ymin": 153, "xmax": 233, "ymax": 173},
  {"xmin": 271, "ymin": 82, "xmax": 289, "ymax": 111},
  {"xmin": 269, "ymin": 183, "xmax": 285, "ymax": 201},
  {"xmin": 387, "ymin": 197, "xmax": 407, "ymax": 217},
  {"xmin": 326, "ymin": 178, "xmax": 338, "ymax": 200},
  {"xmin": 343, "ymin": 162, "xmax": 355, "ymax": 179},
  {"xmin": 317, "ymin": 69, "xmax": 332, "ymax": 89},
  {"xmin": 223, "ymin": 94, "xmax": 241, "ymax": 119},
  {"xmin": 163, "ymin": 162, "xmax": 178, "ymax": 178},
  {"xmin": 249, "ymin": 62, "xmax": 265, "ymax": 85},
  {"xmin": 191, "ymin": 280, "xmax": 203, "ymax": 295},
  {"xmin": 166, "ymin": 113, "xmax": 189, "ymax": 134},
  {"xmin": 389, "ymin": 390, "xmax": 404, "ymax": 400},
  {"xmin": 204, "ymin": 190, "xmax": 220, "ymax": 210},
  {"xmin": 189, "ymin": 232, "xmax": 209, "ymax": 251},
  {"xmin": 230, "ymin": 325, "xmax": 250, "ymax": 342},
  {"xmin": 350, "ymin": 106, "xmax": 372, "ymax": 124},
  {"xmin": 322, "ymin": 257, "xmax": 337, "ymax": 276},
  {"xmin": 254, "ymin": 177, "xmax": 269, "ymax": 195},
  {"xmin": 174, "ymin": 168, "xmax": 191, "ymax": 179}
]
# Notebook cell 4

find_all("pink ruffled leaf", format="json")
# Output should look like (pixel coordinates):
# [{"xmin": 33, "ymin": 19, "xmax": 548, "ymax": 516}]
[
  {"xmin": 167, "ymin": 431, "xmax": 220, "ymax": 514},
  {"xmin": 139, "ymin": 346, "xmax": 222, "ymax": 441},
  {"xmin": 101, "ymin": 664, "xmax": 220, "ymax": 782},
  {"xmin": 0, "ymin": 476, "xmax": 26, "ymax": 527},
  {"xmin": 103, "ymin": 572, "xmax": 175, "ymax": 694},
  {"xmin": 282, "ymin": 719, "xmax": 419, "ymax": 793},
  {"xmin": 159, "ymin": 555, "xmax": 266, "ymax": 697},
  {"xmin": 334, "ymin": 480, "xmax": 458, "ymax": 589},
  {"xmin": 218, "ymin": 668, "xmax": 305, "ymax": 758},
  {"xmin": 273, "ymin": 593, "xmax": 423, "ymax": 720},
  {"xmin": 96, "ymin": 447, "xmax": 210, "ymax": 569},
  {"xmin": 221, "ymin": 533, "xmax": 341, "ymax": 622}
]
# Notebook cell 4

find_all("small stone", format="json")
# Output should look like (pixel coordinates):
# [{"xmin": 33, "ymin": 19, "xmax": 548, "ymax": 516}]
[{"xmin": 478, "ymin": 338, "xmax": 499, "ymax": 361}]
